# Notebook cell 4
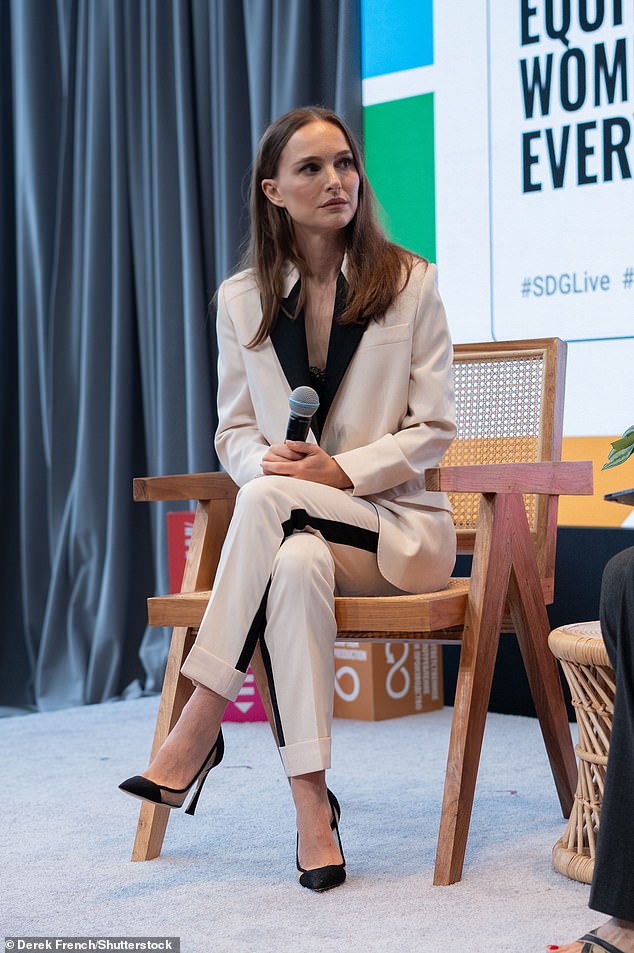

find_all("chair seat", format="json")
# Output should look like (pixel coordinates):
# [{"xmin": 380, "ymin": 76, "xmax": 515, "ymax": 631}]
[
  {"xmin": 148, "ymin": 577, "xmax": 471, "ymax": 636},
  {"xmin": 147, "ymin": 574, "xmax": 556, "ymax": 636}
]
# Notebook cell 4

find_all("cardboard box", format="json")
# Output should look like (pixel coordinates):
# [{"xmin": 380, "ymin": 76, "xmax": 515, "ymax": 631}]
[
  {"xmin": 166, "ymin": 511, "xmax": 267, "ymax": 722},
  {"xmin": 334, "ymin": 641, "xmax": 443, "ymax": 721}
]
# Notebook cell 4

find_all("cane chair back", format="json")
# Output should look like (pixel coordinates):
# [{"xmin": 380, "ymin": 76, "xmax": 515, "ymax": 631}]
[
  {"xmin": 334, "ymin": 339, "xmax": 565, "ymax": 640},
  {"xmin": 446, "ymin": 341, "xmax": 563, "ymax": 577}
]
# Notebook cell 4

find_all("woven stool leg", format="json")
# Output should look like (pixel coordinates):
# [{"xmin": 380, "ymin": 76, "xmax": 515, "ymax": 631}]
[{"xmin": 549, "ymin": 623, "xmax": 615, "ymax": 884}]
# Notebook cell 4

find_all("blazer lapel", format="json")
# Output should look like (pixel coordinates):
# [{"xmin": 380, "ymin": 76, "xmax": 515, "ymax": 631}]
[
  {"xmin": 269, "ymin": 279, "xmax": 310, "ymax": 393},
  {"xmin": 318, "ymin": 272, "xmax": 367, "ymax": 434},
  {"xmin": 269, "ymin": 280, "xmax": 322, "ymax": 440},
  {"xmin": 269, "ymin": 266, "xmax": 368, "ymax": 442}
]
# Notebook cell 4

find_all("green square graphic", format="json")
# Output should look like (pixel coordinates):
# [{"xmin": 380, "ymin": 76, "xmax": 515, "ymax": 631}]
[{"xmin": 363, "ymin": 94, "xmax": 436, "ymax": 261}]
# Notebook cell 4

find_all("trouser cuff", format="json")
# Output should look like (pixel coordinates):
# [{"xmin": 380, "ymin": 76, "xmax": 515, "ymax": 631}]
[
  {"xmin": 280, "ymin": 737, "xmax": 332, "ymax": 777},
  {"xmin": 181, "ymin": 643, "xmax": 245, "ymax": 702}
]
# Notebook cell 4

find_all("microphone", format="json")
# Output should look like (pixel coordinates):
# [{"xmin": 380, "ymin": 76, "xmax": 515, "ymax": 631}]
[{"xmin": 286, "ymin": 386, "xmax": 320, "ymax": 441}]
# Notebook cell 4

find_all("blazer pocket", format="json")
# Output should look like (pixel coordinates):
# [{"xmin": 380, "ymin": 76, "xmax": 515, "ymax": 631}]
[{"xmin": 359, "ymin": 322, "xmax": 411, "ymax": 349}]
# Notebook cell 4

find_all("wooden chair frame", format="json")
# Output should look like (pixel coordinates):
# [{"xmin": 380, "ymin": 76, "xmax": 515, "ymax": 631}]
[{"xmin": 128, "ymin": 338, "xmax": 593, "ymax": 885}]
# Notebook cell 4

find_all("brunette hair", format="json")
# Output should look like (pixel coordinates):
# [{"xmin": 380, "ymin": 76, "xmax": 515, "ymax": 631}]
[{"xmin": 242, "ymin": 106, "xmax": 417, "ymax": 347}]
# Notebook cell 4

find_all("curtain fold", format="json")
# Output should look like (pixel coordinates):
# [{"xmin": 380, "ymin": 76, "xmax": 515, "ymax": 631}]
[{"xmin": 2, "ymin": 0, "xmax": 362, "ymax": 712}]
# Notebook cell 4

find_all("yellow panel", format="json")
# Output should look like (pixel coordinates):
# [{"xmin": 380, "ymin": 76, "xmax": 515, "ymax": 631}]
[{"xmin": 559, "ymin": 437, "xmax": 634, "ymax": 527}]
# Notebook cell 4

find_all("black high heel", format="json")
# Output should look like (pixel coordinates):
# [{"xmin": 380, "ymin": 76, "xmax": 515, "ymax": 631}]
[
  {"xmin": 327, "ymin": 788, "xmax": 341, "ymax": 828},
  {"xmin": 118, "ymin": 729, "xmax": 224, "ymax": 815},
  {"xmin": 296, "ymin": 788, "xmax": 346, "ymax": 892}
]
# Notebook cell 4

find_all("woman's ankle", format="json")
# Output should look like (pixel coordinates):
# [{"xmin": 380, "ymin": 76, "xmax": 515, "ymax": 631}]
[
  {"xmin": 145, "ymin": 685, "xmax": 226, "ymax": 785},
  {"xmin": 595, "ymin": 918, "xmax": 634, "ymax": 949},
  {"xmin": 291, "ymin": 773, "xmax": 342, "ymax": 869}
]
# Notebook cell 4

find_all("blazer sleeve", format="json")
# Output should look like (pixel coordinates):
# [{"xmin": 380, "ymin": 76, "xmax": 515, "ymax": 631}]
[
  {"xmin": 332, "ymin": 261, "xmax": 456, "ymax": 498},
  {"xmin": 214, "ymin": 281, "xmax": 269, "ymax": 486}
]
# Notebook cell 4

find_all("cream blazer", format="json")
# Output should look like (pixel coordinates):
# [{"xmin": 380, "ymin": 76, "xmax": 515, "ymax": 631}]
[{"xmin": 214, "ymin": 256, "xmax": 457, "ymax": 593}]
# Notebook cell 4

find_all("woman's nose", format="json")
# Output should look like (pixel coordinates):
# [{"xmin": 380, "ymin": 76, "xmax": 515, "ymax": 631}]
[{"xmin": 326, "ymin": 166, "xmax": 342, "ymax": 190}]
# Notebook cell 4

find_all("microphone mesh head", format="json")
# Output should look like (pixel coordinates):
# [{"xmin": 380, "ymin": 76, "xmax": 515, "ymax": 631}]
[{"xmin": 288, "ymin": 385, "xmax": 320, "ymax": 418}]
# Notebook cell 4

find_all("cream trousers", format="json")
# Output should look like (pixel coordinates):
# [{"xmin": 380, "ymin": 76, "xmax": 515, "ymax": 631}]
[{"xmin": 181, "ymin": 475, "xmax": 407, "ymax": 776}]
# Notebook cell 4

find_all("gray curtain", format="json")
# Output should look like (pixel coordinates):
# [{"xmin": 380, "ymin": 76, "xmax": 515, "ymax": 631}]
[{"xmin": 1, "ymin": 0, "xmax": 362, "ymax": 713}]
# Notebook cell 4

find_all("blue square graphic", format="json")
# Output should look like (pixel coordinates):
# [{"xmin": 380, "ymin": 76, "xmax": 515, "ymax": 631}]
[{"xmin": 361, "ymin": 0, "xmax": 434, "ymax": 79}]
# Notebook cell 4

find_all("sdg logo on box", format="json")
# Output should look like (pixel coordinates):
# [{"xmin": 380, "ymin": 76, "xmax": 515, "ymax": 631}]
[{"xmin": 334, "ymin": 641, "xmax": 443, "ymax": 721}]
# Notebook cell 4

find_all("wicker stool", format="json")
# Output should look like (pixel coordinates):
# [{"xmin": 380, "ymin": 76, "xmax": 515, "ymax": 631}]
[{"xmin": 548, "ymin": 621, "xmax": 616, "ymax": 884}]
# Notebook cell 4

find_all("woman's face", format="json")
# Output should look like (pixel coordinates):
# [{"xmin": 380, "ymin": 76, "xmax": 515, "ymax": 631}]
[{"xmin": 261, "ymin": 120, "xmax": 360, "ymax": 237}]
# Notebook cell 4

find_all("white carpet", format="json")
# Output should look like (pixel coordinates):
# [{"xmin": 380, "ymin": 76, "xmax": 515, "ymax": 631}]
[{"xmin": 1, "ymin": 698, "xmax": 593, "ymax": 953}]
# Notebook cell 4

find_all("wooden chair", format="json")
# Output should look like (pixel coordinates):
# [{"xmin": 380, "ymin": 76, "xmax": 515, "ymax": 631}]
[{"xmin": 129, "ymin": 337, "xmax": 593, "ymax": 884}]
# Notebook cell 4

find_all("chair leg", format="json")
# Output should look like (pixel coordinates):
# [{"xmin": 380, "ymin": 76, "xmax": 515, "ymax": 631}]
[
  {"xmin": 506, "ymin": 495, "xmax": 576, "ymax": 816},
  {"xmin": 434, "ymin": 494, "xmax": 512, "ymax": 885},
  {"xmin": 130, "ymin": 626, "xmax": 196, "ymax": 861}
]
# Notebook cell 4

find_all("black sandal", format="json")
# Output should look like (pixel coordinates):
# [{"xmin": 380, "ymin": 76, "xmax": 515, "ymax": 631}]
[{"xmin": 578, "ymin": 930, "xmax": 629, "ymax": 953}]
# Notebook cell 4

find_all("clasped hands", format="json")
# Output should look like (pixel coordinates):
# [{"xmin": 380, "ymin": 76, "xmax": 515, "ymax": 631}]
[{"xmin": 260, "ymin": 441, "xmax": 352, "ymax": 489}]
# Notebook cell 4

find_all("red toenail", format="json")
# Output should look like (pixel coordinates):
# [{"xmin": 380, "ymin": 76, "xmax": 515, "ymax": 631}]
[{"xmin": 547, "ymin": 947, "xmax": 560, "ymax": 950}]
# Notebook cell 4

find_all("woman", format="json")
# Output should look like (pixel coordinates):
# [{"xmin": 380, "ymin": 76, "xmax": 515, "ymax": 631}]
[
  {"xmin": 548, "ymin": 549, "xmax": 634, "ymax": 953},
  {"xmin": 120, "ymin": 106, "xmax": 456, "ymax": 891}
]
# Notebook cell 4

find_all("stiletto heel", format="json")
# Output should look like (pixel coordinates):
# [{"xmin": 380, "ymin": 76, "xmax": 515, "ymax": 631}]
[
  {"xmin": 118, "ymin": 729, "xmax": 224, "ymax": 813},
  {"xmin": 296, "ymin": 788, "xmax": 346, "ymax": 892},
  {"xmin": 326, "ymin": 788, "xmax": 341, "ymax": 828}
]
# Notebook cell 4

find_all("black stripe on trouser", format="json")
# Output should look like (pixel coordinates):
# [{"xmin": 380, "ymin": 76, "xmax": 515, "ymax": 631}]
[
  {"xmin": 236, "ymin": 580, "xmax": 271, "ymax": 673},
  {"xmin": 233, "ymin": 508, "xmax": 379, "ymax": 750},
  {"xmin": 281, "ymin": 508, "xmax": 379, "ymax": 552},
  {"xmin": 257, "ymin": 632, "xmax": 286, "ymax": 748},
  {"xmin": 233, "ymin": 584, "xmax": 286, "ymax": 747}
]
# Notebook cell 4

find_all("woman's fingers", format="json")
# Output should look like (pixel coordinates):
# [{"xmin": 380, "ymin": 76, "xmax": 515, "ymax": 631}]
[
  {"xmin": 262, "ymin": 442, "xmax": 305, "ymax": 462},
  {"xmin": 260, "ymin": 443, "xmax": 351, "ymax": 489}
]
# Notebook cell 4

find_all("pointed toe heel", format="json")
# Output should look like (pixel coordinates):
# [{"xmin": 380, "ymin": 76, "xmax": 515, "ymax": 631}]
[
  {"xmin": 118, "ymin": 728, "xmax": 224, "ymax": 814},
  {"xmin": 298, "ymin": 864, "xmax": 346, "ymax": 892},
  {"xmin": 296, "ymin": 788, "xmax": 346, "ymax": 892}
]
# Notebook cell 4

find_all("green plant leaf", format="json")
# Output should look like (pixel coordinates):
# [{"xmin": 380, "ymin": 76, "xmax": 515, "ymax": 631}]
[
  {"xmin": 610, "ymin": 430, "xmax": 634, "ymax": 451},
  {"xmin": 602, "ymin": 428, "xmax": 634, "ymax": 470}
]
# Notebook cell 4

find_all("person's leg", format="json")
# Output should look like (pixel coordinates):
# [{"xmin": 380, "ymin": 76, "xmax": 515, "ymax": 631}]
[
  {"xmin": 549, "ymin": 548, "xmax": 634, "ymax": 952},
  {"xmin": 141, "ymin": 477, "xmax": 385, "ymax": 795},
  {"xmin": 139, "ymin": 475, "xmax": 451, "ymax": 880},
  {"xmin": 259, "ymin": 531, "xmax": 337, "ymax": 775},
  {"xmin": 262, "ymin": 528, "xmax": 404, "ymax": 776},
  {"xmin": 292, "ymin": 771, "xmax": 342, "ymax": 871},
  {"xmin": 180, "ymin": 476, "xmax": 383, "ymax": 698},
  {"xmin": 263, "ymin": 529, "xmax": 403, "ymax": 872},
  {"xmin": 589, "ymin": 547, "xmax": 634, "ymax": 921},
  {"xmin": 142, "ymin": 684, "xmax": 227, "ymax": 789}
]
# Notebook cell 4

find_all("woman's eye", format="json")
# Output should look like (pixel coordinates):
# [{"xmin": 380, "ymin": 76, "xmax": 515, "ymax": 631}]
[
  {"xmin": 337, "ymin": 157, "xmax": 354, "ymax": 169},
  {"xmin": 301, "ymin": 163, "xmax": 320, "ymax": 174}
]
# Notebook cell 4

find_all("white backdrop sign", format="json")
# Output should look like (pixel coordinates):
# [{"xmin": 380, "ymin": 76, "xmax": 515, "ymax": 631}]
[{"xmin": 489, "ymin": 0, "xmax": 634, "ymax": 342}]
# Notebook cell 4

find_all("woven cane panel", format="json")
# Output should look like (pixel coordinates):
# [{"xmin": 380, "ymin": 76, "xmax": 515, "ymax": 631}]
[
  {"xmin": 549, "ymin": 623, "xmax": 615, "ymax": 883},
  {"xmin": 442, "ymin": 355, "xmax": 545, "ymax": 531},
  {"xmin": 556, "ymin": 655, "xmax": 615, "ymax": 881}
]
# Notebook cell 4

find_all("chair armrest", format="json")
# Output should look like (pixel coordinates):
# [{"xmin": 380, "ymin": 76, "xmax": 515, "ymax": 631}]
[
  {"xmin": 133, "ymin": 471, "xmax": 239, "ymax": 502},
  {"xmin": 425, "ymin": 461, "xmax": 593, "ymax": 495}
]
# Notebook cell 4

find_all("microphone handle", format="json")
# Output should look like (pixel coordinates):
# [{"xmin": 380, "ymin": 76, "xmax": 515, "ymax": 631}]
[{"xmin": 285, "ymin": 413, "xmax": 311, "ymax": 441}]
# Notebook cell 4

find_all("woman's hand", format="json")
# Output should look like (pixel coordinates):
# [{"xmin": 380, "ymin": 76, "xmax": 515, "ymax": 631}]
[{"xmin": 261, "ymin": 441, "xmax": 352, "ymax": 489}]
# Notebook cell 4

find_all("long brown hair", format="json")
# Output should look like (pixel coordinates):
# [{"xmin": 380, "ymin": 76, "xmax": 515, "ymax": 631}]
[{"xmin": 242, "ymin": 106, "xmax": 417, "ymax": 348}]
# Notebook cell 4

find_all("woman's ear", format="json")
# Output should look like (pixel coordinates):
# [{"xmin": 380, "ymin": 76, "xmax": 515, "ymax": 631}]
[{"xmin": 261, "ymin": 179, "xmax": 284, "ymax": 207}]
